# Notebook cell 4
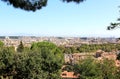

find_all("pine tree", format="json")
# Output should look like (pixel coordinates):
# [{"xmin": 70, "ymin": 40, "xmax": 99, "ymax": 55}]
[
  {"xmin": 2, "ymin": 0, "xmax": 85, "ymax": 11},
  {"xmin": 17, "ymin": 41, "xmax": 24, "ymax": 52}
]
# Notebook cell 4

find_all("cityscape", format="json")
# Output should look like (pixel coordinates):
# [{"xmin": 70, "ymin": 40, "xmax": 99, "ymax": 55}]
[
  {"xmin": 0, "ymin": 36, "xmax": 118, "ymax": 47},
  {"xmin": 1, "ymin": 0, "xmax": 120, "ymax": 79},
  {"xmin": 0, "ymin": 36, "xmax": 120, "ymax": 78}
]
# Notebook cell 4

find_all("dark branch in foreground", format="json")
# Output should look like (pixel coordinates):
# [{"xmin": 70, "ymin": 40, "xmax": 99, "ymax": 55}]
[
  {"xmin": 107, "ymin": 23, "xmax": 120, "ymax": 30},
  {"xmin": 1, "ymin": 0, "xmax": 85, "ymax": 11},
  {"xmin": 2, "ymin": 0, "xmax": 47, "ymax": 11},
  {"xmin": 62, "ymin": 0, "xmax": 85, "ymax": 3}
]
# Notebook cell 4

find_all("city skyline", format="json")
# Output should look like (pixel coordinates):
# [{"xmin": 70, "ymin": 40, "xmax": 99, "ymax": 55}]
[{"xmin": 0, "ymin": 0, "xmax": 120, "ymax": 37}]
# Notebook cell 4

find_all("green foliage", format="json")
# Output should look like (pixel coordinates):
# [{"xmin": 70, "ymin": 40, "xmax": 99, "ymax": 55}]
[
  {"xmin": 2, "ymin": 0, "xmax": 47, "ymax": 12},
  {"xmin": 115, "ymin": 67, "xmax": 120, "ymax": 79},
  {"xmin": 74, "ymin": 58, "xmax": 118, "ymax": 79},
  {"xmin": 107, "ymin": 23, "xmax": 120, "ymax": 30},
  {"xmin": 107, "ymin": 8, "xmax": 120, "ymax": 30},
  {"xmin": 0, "ymin": 41, "xmax": 120, "ymax": 79},
  {"xmin": 0, "ymin": 41, "xmax": 4, "ymax": 48},
  {"xmin": 62, "ymin": 65, "xmax": 74, "ymax": 72},
  {"xmin": 2, "ymin": 0, "xmax": 85, "ymax": 11},
  {"xmin": 17, "ymin": 41, "xmax": 24, "ymax": 52},
  {"xmin": 99, "ymin": 59, "xmax": 117, "ymax": 79},
  {"xmin": 60, "ymin": 43, "xmax": 120, "ymax": 53},
  {"xmin": 23, "ymin": 47, "xmax": 31, "ymax": 53},
  {"xmin": 74, "ymin": 58, "xmax": 102, "ymax": 79},
  {"xmin": 14, "ymin": 52, "xmax": 47, "ymax": 79},
  {"xmin": 31, "ymin": 41, "xmax": 64, "ymax": 79},
  {"xmin": 116, "ymin": 44, "xmax": 120, "ymax": 50},
  {"xmin": 0, "ymin": 47, "xmax": 15, "ymax": 78},
  {"xmin": 0, "ymin": 41, "xmax": 64, "ymax": 79}
]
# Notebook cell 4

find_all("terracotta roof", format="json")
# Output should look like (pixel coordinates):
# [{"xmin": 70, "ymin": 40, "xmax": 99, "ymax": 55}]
[{"xmin": 61, "ymin": 71, "xmax": 79, "ymax": 79}]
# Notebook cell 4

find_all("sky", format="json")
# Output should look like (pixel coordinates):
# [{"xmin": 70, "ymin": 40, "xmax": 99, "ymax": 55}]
[{"xmin": 0, "ymin": 0, "xmax": 120, "ymax": 37}]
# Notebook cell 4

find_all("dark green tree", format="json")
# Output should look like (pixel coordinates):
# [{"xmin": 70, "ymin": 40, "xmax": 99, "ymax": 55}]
[
  {"xmin": 107, "ymin": 23, "xmax": 120, "ymax": 30},
  {"xmin": 14, "ymin": 52, "xmax": 47, "ymax": 79},
  {"xmin": 0, "ymin": 47, "xmax": 15, "ymax": 79},
  {"xmin": 107, "ymin": 7, "xmax": 120, "ymax": 30},
  {"xmin": 2, "ymin": 0, "xmax": 85, "ymax": 11},
  {"xmin": 31, "ymin": 41, "xmax": 64, "ymax": 79},
  {"xmin": 74, "ymin": 58, "xmax": 103, "ymax": 79},
  {"xmin": 0, "ymin": 41, "xmax": 64, "ymax": 79},
  {"xmin": 100, "ymin": 59, "xmax": 117, "ymax": 79},
  {"xmin": 74, "ymin": 58, "xmax": 118, "ymax": 79},
  {"xmin": 17, "ymin": 41, "xmax": 24, "ymax": 52}
]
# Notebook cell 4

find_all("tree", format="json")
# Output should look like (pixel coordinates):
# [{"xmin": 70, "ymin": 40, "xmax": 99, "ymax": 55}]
[
  {"xmin": 2, "ymin": 0, "xmax": 85, "ymax": 11},
  {"xmin": 107, "ymin": 7, "xmax": 120, "ymax": 30},
  {"xmin": 0, "ymin": 41, "xmax": 63, "ymax": 79},
  {"xmin": 13, "ymin": 52, "xmax": 48, "ymax": 79},
  {"xmin": 0, "ymin": 41, "xmax": 4, "ymax": 48},
  {"xmin": 100, "ymin": 59, "xmax": 117, "ymax": 79},
  {"xmin": 107, "ymin": 23, "xmax": 120, "ymax": 30},
  {"xmin": 17, "ymin": 41, "xmax": 24, "ymax": 52},
  {"xmin": 74, "ymin": 58, "xmax": 103, "ymax": 79},
  {"xmin": 74, "ymin": 58, "xmax": 118, "ymax": 79},
  {"xmin": 0, "ymin": 47, "xmax": 15, "ymax": 79},
  {"xmin": 31, "ymin": 41, "xmax": 64, "ymax": 79},
  {"xmin": 0, "ymin": 47, "xmax": 48, "ymax": 79}
]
